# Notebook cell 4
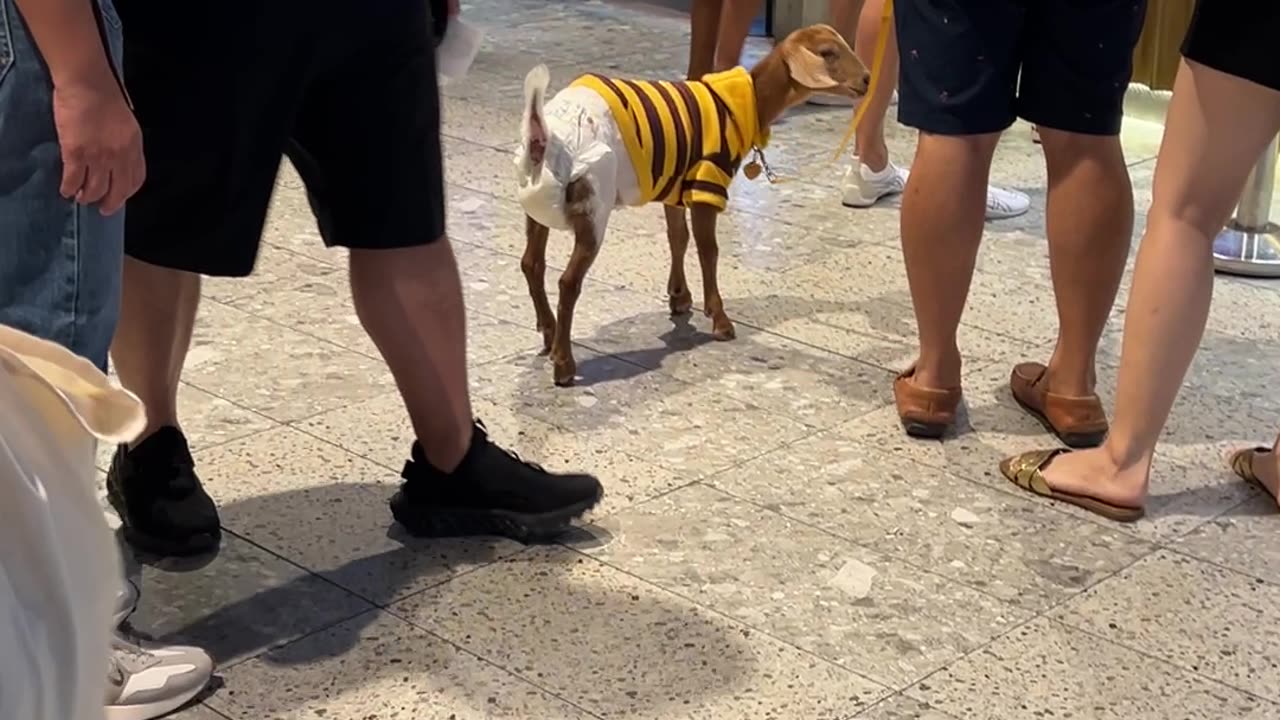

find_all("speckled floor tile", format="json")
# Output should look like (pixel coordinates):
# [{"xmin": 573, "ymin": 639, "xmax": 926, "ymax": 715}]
[
  {"xmin": 775, "ymin": 243, "xmax": 1115, "ymax": 349},
  {"xmin": 94, "ymin": 380, "xmax": 275, "ymax": 471},
  {"xmin": 854, "ymin": 696, "xmax": 961, "ymax": 720},
  {"xmin": 470, "ymin": 347, "xmax": 813, "ymax": 478},
  {"xmin": 192, "ymin": 425, "xmax": 520, "ymax": 604},
  {"xmin": 1172, "ymin": 495, "xmax": 1280, "ymax": 585},
  {"xmin": 393, "ymin": 548, "xmax": 889, "ymax": 719},
  {"xmin": 586, "ymin": 484, "xmax": 1028, "ymax": 687},
  {"xmin": 295, "ymin": 392, "xmax": 687, "ymax": 519},
  {"xmin": 209, "ymin": 610, "xmax": 593, "ymax": 720},
  {"xmin": 201, "ymin": 243, "xmax": 342, "ymax": 306},
  {"xmin": 126, "ymin": 534, "xmax": 371, "ymax": 667},
  {"xmin": 442, "ymin": 96, "xmax": 522, "ymax": 150},
  {"xmin": 907, "ymin": 617, "xmax": 1279, "ymax": 719},
  {"xmin": 181, "ymin": 301, "xmax": 396, "ymax": 423},
  {"xmin": 711, "ymin": 432, "xmax": 1153, "ymax": 611},
  {"xmin": 226, "ymin": 265, "xmax": 536, "ymax": 366},
  {"xmin": 453, "ymin": 244, "xmax": 662, "ymax": 345},
  {"xmin": 166, "ymin": 704, "xmax": 231, "ymax": 720},
  {"xmin": 1051, "ymin": 550, "xmax": 1280, "ymax": 702},
  {"xmin": 568, "ymin": 313, "xmax": 894, "ymax": 428}
]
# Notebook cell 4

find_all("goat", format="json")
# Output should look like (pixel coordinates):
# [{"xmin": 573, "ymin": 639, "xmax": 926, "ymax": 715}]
[{"xmin": 515, "ymin": 24, "xmax": 869, "ymax": 386}]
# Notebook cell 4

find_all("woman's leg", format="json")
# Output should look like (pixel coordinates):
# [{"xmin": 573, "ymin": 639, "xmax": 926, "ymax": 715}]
[
  {"xmin": 1038, "ymin": 59, "xmax": 1280, "ymax": 507},
  {"xmin": 688, "ymin": 0, "xmax": 725, "ymax": 78},
  {"xmin": 852, "ymin": 0, "xmax": 896, "ymax": 172},
  {"xmin": 713, "ymin": 0, "xmax": 763, "ymax": 71}
]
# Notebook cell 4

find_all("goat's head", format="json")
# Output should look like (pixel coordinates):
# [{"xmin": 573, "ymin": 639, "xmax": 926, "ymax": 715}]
[{"xmin": 774, "ymin": 24, "xmax": 870, "ymax": 100}]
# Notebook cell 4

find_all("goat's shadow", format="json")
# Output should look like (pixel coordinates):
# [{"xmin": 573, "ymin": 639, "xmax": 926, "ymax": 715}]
[
  {"xmin": 565, "ymin": 291, "xmax": 911, "ymax": 389},
  {"xmin": 121, "ymin": 483, "xmax": 758, "ymax": 718}
]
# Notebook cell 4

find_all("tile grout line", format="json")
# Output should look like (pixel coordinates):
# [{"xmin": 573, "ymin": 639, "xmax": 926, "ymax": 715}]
[
  {"xmin": 377, "ymin": 564, "xmax": 612, "ymax": 720},
  {"xmin": 551, "ymin": 544, "xmax": 895, "ymax": 702},
  {"xmin": 1040, "ymin": 616, "xmax": 1280, "ymax": 707}
]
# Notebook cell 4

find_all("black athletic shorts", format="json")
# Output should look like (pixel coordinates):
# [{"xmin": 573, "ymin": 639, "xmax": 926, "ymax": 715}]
[
  {"xmin": 114, "ymin": 1, "xmax": 447, "ymax": 278},
  {"xmin": 895, "ymin": 0, "xmax": 1148, "ymax": 136},
  {"xmin": 1183, "ymin": 2, "xmax": 1280, "ymax": 93}
]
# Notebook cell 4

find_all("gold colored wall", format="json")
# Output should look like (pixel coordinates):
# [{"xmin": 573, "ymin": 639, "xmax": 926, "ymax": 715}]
[{"xmin": 1132, "ymin": 0, "xmax": 1195, "ymax": 91}]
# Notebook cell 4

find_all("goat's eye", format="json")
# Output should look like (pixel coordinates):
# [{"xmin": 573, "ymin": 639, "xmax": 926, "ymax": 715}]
[{"xmin": 819, "ymin": 47, "xmax": 838, "ymax": 61}]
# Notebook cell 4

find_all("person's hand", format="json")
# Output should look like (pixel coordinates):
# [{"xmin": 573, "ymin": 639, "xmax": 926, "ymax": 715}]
[{"xmin": 52, "ymin": 76, "xmax": 145, "ymax": 216}]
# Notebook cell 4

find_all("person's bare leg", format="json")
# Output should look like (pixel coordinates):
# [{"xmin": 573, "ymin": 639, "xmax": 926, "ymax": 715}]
[
  {"xmin": 900, "ymin": 132, "xmax": 1001, "ymax": 390},
  {"xmin": 828, "ymin": 0, "xmax": 861, "ymax": 42},
  {"xmin": 1035, "ymin": 127, "xmax": 1133, "ymax": 398},
  {"xmin": 363, "ymin": 237, "xmax": 603, "ymax": 542},
  {"xmin": 1039, "ymin": 60, "xmax": 1280, "ymax": 506},
  {"xmin": 688, "ymin": 0, "xmax": 724, "ymax": 78},
  {"xmin": 713, "ymin": 0, "xmax": 763, "ymax": 71},
  {"xmin": 107, "ymin": 256, "xmax": 219, "ymax": 557},
  {"xmin": 349, "ymin": 240, "xmax": 472, "ymax": 472},
  {"xmin": 851, "ymin": 0, "xmax": 896, "ymax": 172},
  {"xmin": 110, "ymin": 257, "xmax": 201, "ymax": 443}
]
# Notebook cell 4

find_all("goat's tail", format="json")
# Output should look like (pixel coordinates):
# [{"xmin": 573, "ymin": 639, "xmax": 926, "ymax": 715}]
[{"xmin": 520, "ymin": 64, "xmax": 552, "ymax": 171}]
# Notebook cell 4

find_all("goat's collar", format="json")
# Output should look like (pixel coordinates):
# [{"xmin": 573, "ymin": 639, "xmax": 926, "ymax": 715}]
[{"xmin": 700, "ymin": 67, "xmax": 770, "ymax": 153}]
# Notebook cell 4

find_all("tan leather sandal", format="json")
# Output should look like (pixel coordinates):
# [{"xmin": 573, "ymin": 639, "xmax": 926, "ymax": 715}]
[
  {"xmin": 1010, "ymin": 362, "xmax": 1108, "ymax": 448},
  {"xmin": 893, "ymin": 365, "xmax": 962, "ymax": 439}
]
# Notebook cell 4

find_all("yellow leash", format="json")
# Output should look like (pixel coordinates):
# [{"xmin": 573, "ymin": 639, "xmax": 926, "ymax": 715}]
[
  {"xmin": 744, "ymin": 0, "xmax": 894, "ymax": 184},
  {"xmin": 833, "ymin": 0, "xmax": 893, "ymax": 162}
]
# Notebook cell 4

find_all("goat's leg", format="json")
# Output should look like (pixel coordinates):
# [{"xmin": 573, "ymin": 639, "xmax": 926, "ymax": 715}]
[
  {"xmin": 521, "ymin": 215, "xmax": 556, "ymax": 354},
  {"xmin": 663, "ymin": 205, "xmax": 693, "ymax": 316},
  {"xmin": 550, "ymin": 214, "xmax": 600, "ymax": 386},
  {"xmin": 690, "ymin": 205, "xmax": 734, "ymax": 340}
]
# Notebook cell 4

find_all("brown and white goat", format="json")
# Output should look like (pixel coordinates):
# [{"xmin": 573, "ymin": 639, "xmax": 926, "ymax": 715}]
[{"xmin": 514, "ymin": 24, "xmax": 869, "ymax": 386}]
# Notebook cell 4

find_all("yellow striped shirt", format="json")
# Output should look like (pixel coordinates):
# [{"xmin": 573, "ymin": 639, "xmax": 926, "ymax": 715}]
[{"xmin": 570, "ymin": 67, "xmax": 768, "ymax": 211}]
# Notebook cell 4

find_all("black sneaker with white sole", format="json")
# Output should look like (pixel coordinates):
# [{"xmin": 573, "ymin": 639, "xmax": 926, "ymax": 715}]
[
  {"xmin": 106, "ymin": 427, "xmax": 222, "ymax": 557},
  {"xmin": 390, "ymin": 421, "xmax": 603, "ymax": 543}
]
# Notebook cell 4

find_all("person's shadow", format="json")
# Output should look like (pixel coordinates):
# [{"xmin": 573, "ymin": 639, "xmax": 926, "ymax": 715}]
[{"xmin": 120, "ymin": 483, "xmax": 760, "ymax": 718}]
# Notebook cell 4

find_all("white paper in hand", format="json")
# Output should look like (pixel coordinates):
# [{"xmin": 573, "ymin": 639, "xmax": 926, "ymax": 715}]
[{"xmin": 438, "ymin": 18, "xmax": 483, "ymax": 83}]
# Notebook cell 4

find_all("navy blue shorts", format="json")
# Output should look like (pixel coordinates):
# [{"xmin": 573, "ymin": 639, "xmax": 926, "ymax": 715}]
[
  {"xmin": 1182, "ymin": 1, "xmax": 1280, "ymax": 93},
  {"xmin": 895, "ymin": 0, "xmax": 1148, "ymax": 136}
]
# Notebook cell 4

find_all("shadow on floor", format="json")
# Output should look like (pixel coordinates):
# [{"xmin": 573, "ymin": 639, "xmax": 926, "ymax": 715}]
[{"xmin": 124, "ymin": 484, "xmax": 761, "ymax": 719}]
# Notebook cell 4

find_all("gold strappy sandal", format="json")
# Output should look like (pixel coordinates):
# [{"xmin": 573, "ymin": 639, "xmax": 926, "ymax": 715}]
[
  {"xmin": 1229, "ymin": 447, "xmax": 1277, "ymax": 501},
  {"xmin": 999, "ymin": 449, "xmax": 1145, "ymax": 523}
]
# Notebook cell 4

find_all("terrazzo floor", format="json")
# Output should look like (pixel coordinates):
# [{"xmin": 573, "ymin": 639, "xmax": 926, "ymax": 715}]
[{"xmin": 114, "ymin": 2, "xmax": 1280, "ymax": 718}]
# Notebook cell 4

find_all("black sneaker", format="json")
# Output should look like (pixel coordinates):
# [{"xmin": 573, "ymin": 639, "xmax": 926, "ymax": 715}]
[
  {"xmin": 390, "ymin": 421, "xmax": 604, "ymax": 543},
  {"xmin": 106, "ymin": 427, "xmax": 222, "ymax": 557}
]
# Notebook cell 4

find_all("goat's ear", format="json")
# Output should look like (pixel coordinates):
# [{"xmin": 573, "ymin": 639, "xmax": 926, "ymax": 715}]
[{"xmin": 780, "ymin": 43, "xmax": 839, "ymax": 90}]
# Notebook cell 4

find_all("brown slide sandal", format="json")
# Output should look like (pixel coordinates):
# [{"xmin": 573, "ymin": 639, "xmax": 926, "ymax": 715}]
[
  {"xmin": 1000, "ymin": 448, "xmax": 1146, "ymax": 523},
  {"xmin": 1229, "ymin": 447, "xmax": 1277, "ymax": 501}
]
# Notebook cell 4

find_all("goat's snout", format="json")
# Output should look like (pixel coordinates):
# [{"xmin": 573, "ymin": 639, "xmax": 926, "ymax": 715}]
[{"xmin": 849, "ymin": 70, "xmax": 871, "ymax": 96}]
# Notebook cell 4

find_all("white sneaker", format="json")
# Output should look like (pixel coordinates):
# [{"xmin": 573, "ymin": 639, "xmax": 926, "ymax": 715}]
[
  {"xmin": 841, "ymin": 161, "xmax": 1032, "ymax": 220},
  {"xmin": 840, "ymin": 160, "xmax": 908, "ymax": 207},
  {"xmin": 985, "ymin": 184, "xmax": 1032, "ymax": 220},
  {"xmin": 105, "ymin": 634, "xmax": 213, "ymax": 720}
]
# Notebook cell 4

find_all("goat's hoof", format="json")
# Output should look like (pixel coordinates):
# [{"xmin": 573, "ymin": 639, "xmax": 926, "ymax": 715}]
[
  {"xmin": 552, "ymin": 358, "xmax": 577, "ymax": 387},
  {"xmin": 669, "ymin": 291, "xmax": 693, "ymax": 316},
  {"xmin": 712, "ymin": 322, "xmax": 736, "ymax": 341}
]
